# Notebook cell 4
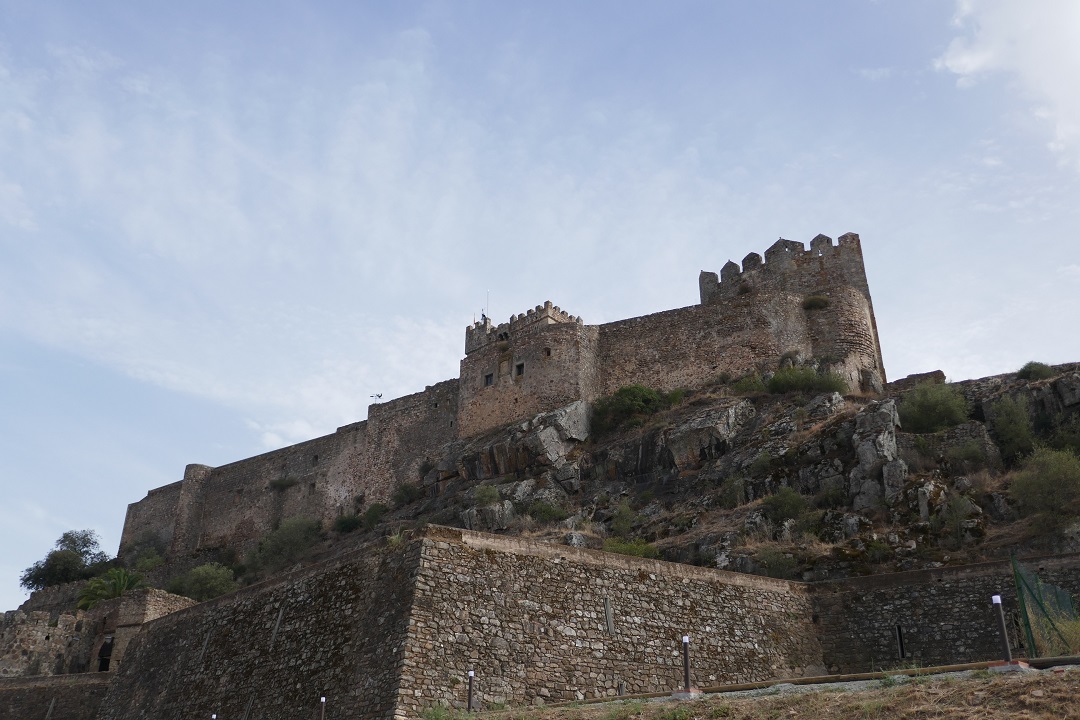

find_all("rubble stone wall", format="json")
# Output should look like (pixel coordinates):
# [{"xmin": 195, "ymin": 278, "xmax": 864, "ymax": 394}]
[
  {"xmin": 397, "ymin": 527, "xmax": 825, "ymax": 714},
  {"xmin": 96, "ymin": 538, "xmax": 418, "ymax": 720},
  {"xmin": 811, "ymin": 553, "xmax": 1080, "ymax": 673},
  {"xmin": 0, "ymin": 673, "xmax": 111, "ymax": 720}
]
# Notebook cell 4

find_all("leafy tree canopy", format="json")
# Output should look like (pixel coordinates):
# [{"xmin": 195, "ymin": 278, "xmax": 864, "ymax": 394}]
[{"xmin": 20, "ymin": 529, "xmax": 113, "ymax": 591}]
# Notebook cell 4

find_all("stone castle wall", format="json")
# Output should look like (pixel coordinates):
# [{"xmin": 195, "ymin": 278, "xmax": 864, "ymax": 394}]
[
  {"xmin": 122, "ymin": 381, "xmax": 459, "ymax": 560},
  {"xmin": 121, "ymin": 233, "xmax": 884, "ymax": 565}
]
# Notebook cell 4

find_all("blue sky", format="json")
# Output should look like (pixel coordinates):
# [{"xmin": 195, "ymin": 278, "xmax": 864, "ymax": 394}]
[{"xmin": 2, "ymin": 1, "xmax": 1078, "ymax": 610}]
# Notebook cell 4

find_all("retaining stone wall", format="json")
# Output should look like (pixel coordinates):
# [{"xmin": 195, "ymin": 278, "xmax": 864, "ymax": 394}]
[
  {"xmin": 96, "ymin": 538, "xmax": 418, "ymax": 720},
  {"xmin": 811, "ymin": 553, "xmax": 1080, "ymax": 673},
  {"xmin": 397, "ymin": 528, "xmax": 824, "ymax": 715},
  {"xmin": 0, "ymin": 673, "xmax": 111, "ymax": 720}
]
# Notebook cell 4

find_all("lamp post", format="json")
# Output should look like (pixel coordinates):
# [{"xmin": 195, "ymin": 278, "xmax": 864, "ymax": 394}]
[
  {"xmin": 467, "ymin": 670, "xmax": 475, "ymax": 712},
  {"xmin": 992, "ymin": 595, "xmax": 1012, "ymax": 662},
  {"xmin": 682, "ymin": 636, "xmax": 691, "ymax": 692}
]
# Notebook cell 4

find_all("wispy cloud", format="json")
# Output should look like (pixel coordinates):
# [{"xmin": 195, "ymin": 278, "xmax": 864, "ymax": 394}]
[{"xmin": 936, "ymin": 0, "xmax": 1080, "ymax": 169}]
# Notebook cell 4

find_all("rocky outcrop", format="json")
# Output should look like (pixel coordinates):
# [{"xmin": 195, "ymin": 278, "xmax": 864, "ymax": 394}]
[{"xmin": 848, "ymin": 400, "xmax": 908, "ymax": 512}]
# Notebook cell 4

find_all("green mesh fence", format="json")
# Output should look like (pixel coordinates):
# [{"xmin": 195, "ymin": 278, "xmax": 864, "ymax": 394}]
[{"xmin": 1012, "ymin": 557, "xmax": 1079, "ymax": 657}]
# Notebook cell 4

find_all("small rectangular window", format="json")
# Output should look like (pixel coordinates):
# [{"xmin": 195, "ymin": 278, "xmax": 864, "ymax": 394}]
[
  {"xmin": 484, "ymin": 373, "xmax": 494, "ymax": 386},
  {"xmin": 515, "ymin": 363, "xmax": 525, "ymax": 377},
  {"xmin": 895, "ymin": 625, "xmax": 906, "ymax": 659}
]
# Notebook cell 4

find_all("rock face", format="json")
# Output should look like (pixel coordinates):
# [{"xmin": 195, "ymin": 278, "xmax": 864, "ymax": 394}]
[{"xmin": 848, "ymin": 400, "xmax": 908, "ymax": 512}]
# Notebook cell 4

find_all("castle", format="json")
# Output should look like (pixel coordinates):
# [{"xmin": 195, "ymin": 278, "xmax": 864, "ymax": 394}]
[
  {"xmin": 5, "ymin": 232, "xmax": 1080, "ymax": 720},
  {"xmin": 122, "ymin": 232, "xmax": 886, "ymax": 563}
]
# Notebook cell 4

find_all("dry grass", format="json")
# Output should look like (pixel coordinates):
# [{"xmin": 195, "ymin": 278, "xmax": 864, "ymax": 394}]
[{"xmin": 474, "ymin": 670, "xmax": 1080, "ymax": 720}]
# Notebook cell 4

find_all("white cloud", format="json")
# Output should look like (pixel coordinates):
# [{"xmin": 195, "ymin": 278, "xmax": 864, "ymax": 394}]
[
  {"xmin": 937, "ymin": 0, "xmax": 1080, "ymax": 168},
  {"xmin": 1060, "ymin": 264, "xmax": 1080, "ymax": 280}
]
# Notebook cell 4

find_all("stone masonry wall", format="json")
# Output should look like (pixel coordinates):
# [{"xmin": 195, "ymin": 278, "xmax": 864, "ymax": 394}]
[
  {"xmin": 0, "ymin": 673, "xmax": 112, "ymax": 720},
  {"xmin": 811, "ymin": 553, "xmax": 1080, "ymax": 673},
  {"xmin": 125, "ymin": 382, "xmax": 459, "ymax": 563},
  {"xmin": 97, "ymin": 538, "xmax": 419, "ymax": 720},
  {"xmin": 397, "ymin": 527, "xmax": 824, "ymax": 715},
  {"xmin": 118, "ymin": 480, "xmax": 182, "ymax": 553},
  {"xmin": 458, "ymin": 321, "xmax": 597, "ymax": 439},
  {"xmin": 1, "ymin": 610, "xmax": 88, "ymax": 678}
]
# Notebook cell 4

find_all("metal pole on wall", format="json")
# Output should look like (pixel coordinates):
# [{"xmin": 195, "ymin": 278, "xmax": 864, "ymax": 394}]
[
  {"xmin": 321, "ymin": 696, "xmax": 326, "ymax": 720},
  {"xmin": 467, "ymin": 670, "xmax": 475, "ymax": 712},
  {"xmin": 992, "ymin": 595, "xmax": 1012, "ymax": 662},
  {"xmin": 682, "ymin": 635, "xmax": 691, "ymax": 692}
]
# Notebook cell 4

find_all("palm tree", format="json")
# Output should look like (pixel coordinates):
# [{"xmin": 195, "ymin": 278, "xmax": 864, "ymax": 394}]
[{"xmin": 77, "ymin": 568, "xmax": 145, "ymax": 610}]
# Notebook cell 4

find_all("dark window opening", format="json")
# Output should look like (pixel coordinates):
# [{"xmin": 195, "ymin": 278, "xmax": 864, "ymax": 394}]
[
  {"xmin": 484, "ymin": 373, "xmax": 494, "ymax": 386},
  {"xmin": 515, "ymin": 363, "xmax": 524, "ymax": 377},
  {"xmin": 543, "ymin": 347, "xmax": 552, "ymax": 357},
  {"xmin": 895, "ymin": 625, "xmax": 906, "ymax": 659},
  {"xmin": 312, "ymin": 454, "xmax": 319, "ymax": 466},
  {"xmin": 97, "ymin": 636, "xmax": 114, "ymax": 672}
]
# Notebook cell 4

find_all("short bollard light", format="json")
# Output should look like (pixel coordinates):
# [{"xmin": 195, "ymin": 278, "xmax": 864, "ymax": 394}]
[
  {"xmin": 682, "ymin": 635, "xmax": 691, "ymax": 692},
  {"xmin": 992, "ymin": 595, "xmax": 1012, "ymax": 662},
  {"xmin": 321, "ymin": 696, "xmax": 327, "ymax": 720},
  {"xmin": 467, "ymin": 670, "xmax": 475, "ymax": 712}
]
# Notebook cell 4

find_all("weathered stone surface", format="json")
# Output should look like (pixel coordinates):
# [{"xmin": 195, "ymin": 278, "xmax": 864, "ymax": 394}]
[
  {"xmin": 663, "ymin": 400, "xmax": 756, "ymax": 471},
  {"xmin": 848, "ymin": 400, "xmax": 908, "ymax": 512}
]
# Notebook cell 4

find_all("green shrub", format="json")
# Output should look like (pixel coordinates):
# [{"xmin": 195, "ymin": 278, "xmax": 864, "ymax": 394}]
[
  {"xmin": 246, "ymin": 517, "xmax": 323, "ymax": 576},
  {"xmin": 1048, "ymin": 415, "xmax": 1080, "ymax": 456},
  {"xmin": 609, "ymin": 501, "xmax": 637, "ymax": 538},
  {"xmin": 591, "ymin": 385, "xmax": 686, "ymax": 436},
  {"xmin": 527, "ymin": 501, "xmax": 568, "ymax": 523},
  {"xmin": 864, "ymin": 540, "xmax": 894, "ymax": 563},
  {"xmin": 167, "ymin": 562, "xmax": 238, "ymax": 602},
  {"xmin": 761, "ymin": 487, "xmax": 807, "ymax": 524},
  {"xmin": 392, "ymin": 482, "xmax": 425, "ymax": 507},
  {"xmin": 1010, "ymin": 448, "xmax": 1080, "ymax": 520},
  {"xmin": 474, "ymin": 485, "xmax": 500, "ymax": 507},
  {"xmin": 802, "ymin": 295, "xmax": 830, "ymax": 310},
  {"xmin": 748, "ymin": 451, "xmax": 774, "ymax": 478},
  {"xmin": 133, "ymin": 550, "xmax": 164, "ymax": 573},
  {"xmin": 333, "ymin": 514, "xmax": 363, "ymax": 533},
  {"xmin": 718, "ymin": 475, "xmax": 747, "ymax": 509},
  {"xmin": 814, "ymin": 486, "xmax": 848, "ymax": 510},
  {"xmin": 1016, "ymin": 361, "xmax": 1057, "ymax": 381},
  {"xmin": 766, "ymin": 367, "xmax": 848, "ymax": 395},
  {"xmin": 898, "ymin": 382, "xmax": 969, "ymax": 433},
  {"xmin": 756, "ymin": 547, "xmax": 798, "ymax": 579},
  {"xmin": 990, "ymin": 395, "xmax": 1034, "ymax": 465},
  {"xmin": 944, "ymin": 440, "xmax": 991, "ymax": 474},
  {"xmin": 731, "ymin": 373, "xmax": 766, "ymax": 394},
  {"xmin": 603, "ymin": 538, "xmax": 660, "ymax": 559},
  {"xmin": 363, "ymin": 503, "xmax": 388, "ymax": 531},
  {"xmin": 77, "ymin": 568, "xmax": 144, "ymax": 610}
]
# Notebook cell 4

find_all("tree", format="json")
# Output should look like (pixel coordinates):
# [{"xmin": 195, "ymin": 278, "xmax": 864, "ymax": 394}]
[
  {"xmin": 77, "ymin": 568, "xmax": 144, "ymax": 610},
  {"xmin": 167, "ymin": 563, "xmax": 238, "ymax": 602},
  {"xmin": 20, "ymin": 530, "xmax": 112, "ymax": 591}
]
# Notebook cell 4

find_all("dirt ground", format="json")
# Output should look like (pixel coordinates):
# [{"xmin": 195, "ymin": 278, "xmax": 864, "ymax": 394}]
[{"xmin": 479, "ymin": 667, "xmax": 1080, "ymax": 720}]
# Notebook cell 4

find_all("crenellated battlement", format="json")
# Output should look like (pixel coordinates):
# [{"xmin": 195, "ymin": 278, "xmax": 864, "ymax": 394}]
[
  {"xmin": 699, "ymin": 232, "xmax": 865, "ymax": 305},
  {"xmin": 465, "ymin": 300, "xmax": 583, "ymax": 355}
]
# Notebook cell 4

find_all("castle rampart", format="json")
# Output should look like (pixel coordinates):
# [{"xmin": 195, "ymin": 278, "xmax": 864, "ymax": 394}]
[{"xmin": 121, "ymin": 233, "xmax": 885, "ymax": 564}]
